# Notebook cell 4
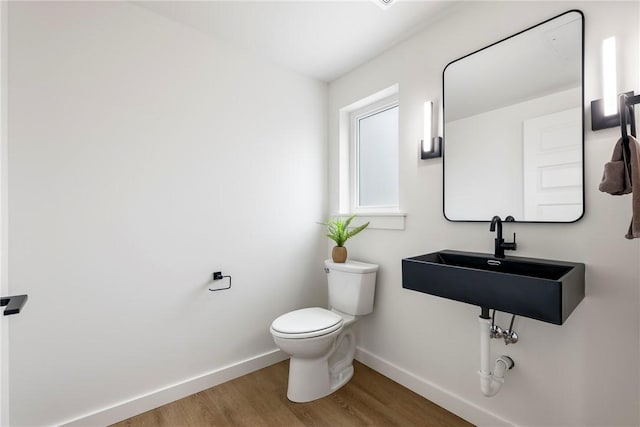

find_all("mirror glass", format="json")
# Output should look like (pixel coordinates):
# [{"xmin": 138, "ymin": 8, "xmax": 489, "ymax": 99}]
[{"xmin": 443, "ymin": 10, "xmax": 584, "ymax": 222}]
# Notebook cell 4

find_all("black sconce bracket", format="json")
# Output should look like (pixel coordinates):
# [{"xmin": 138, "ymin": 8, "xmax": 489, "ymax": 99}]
[
  {"xmin": 421, "ymin": 137, "xmax": 442, "ymax": 159},
  {"xmin": 591, "ymin": 91, "xmax": 635, "ymax": 131}
]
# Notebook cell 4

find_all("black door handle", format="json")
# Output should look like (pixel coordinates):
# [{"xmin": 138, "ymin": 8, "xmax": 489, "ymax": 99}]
[{"xmin": 0, "ymin": 295, "xmax": 28, "ymax": 315}]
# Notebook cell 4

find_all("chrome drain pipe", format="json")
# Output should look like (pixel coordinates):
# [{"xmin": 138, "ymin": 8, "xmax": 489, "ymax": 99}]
[{"xmin": 478, "ymin": 310, "xmax": 515, "ymax": 397}]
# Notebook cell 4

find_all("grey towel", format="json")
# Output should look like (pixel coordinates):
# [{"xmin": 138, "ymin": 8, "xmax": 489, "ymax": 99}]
[
  {"xmin": 625, "ymin": 136, "xmax": 640, "ymax": 239},
  {"xmin": 599, "ymin": 138, "xmax": 632, "ymax": 195}
]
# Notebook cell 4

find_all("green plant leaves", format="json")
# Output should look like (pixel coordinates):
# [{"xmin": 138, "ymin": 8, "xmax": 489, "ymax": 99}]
[{"xmin": 323, "ymin": 214, "xmax": 370, "ymax": 247}]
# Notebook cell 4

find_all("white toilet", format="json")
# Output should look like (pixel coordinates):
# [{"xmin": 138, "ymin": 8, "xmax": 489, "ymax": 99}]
[{"xmin": 270, "ymin": 259, "xmax": 378, "ymax": 403}]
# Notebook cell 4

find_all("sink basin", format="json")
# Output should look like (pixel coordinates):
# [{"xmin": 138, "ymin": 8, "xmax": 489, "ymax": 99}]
[{"xmin": 402, "ymin": 250, "xmax": 585, "ymax": 325}]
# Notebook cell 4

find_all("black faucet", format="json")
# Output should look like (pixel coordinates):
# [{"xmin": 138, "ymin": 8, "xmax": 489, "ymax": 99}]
[{"xmin": 489, "ymin": 216, "xmax": 517, "ymax": 258}]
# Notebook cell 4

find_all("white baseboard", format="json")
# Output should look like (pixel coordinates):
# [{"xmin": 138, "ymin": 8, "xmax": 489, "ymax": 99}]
[
  {"xmin": 58, "ymin": 346, "xmax": 512, "ymax": 427},
  {"xmin": 60, "ymin": 349, "xmax": 287, "ymax": 427},
  {"xmin": 355, "ymin": 347, "xmax": 515, "ymax": 427}
]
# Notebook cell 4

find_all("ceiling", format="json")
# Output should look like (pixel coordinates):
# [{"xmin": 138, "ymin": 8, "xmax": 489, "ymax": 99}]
[
  {"xmin": 133, "ymin": 1, "xmax": 459, "ymax": 82},
  {"xmin": 445, "ymin": 11, "xmax": 583, "ymax": 121}
]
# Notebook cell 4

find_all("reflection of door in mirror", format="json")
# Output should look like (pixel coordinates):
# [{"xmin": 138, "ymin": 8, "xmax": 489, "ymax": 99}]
[
  {"xmin": 523, "ymin": 107, "xmax": 582, "ymax": 221},
  {"xmin": 443, "ymin": 10, "xmax": 584, "ymax": 223}
]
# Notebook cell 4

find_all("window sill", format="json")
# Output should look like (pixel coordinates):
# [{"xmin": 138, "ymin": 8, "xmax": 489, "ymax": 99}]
[{"xmin": 339, "ymin": 212, "xmax": 406, "ymax": 230}]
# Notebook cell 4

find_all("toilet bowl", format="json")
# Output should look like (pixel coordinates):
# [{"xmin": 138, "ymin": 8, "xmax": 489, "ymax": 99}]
[{"xmin": 270, "ymin": 259, "xmax": 378, "ymax": 403}]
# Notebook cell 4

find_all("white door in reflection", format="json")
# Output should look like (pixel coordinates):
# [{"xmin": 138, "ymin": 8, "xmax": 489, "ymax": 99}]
[{"xmin": 523, "ymin": 107, "xmax": 583, "ymax": 221}]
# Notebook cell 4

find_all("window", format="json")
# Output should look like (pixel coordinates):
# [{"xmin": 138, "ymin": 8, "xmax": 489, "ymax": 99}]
[
  {"xmin": 338, "ymin": 85, "xmax": 405, "ymax": 229},
  {"xmin": 352, "ymin": 101, "xmax": 399, "ymax": 211}
]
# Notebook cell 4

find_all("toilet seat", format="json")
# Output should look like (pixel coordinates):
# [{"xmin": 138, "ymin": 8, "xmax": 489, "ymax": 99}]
[{"xmin": 271, "ymin": 307, "xmax": 343, "ymax": 339}]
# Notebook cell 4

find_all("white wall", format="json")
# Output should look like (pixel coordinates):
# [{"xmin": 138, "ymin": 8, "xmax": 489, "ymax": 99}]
[
  {"xmin": 329, "ymin": 2, "xmax": 639, "ymax": 426},
  {"xmin": 6, "ymin": 2, "xmax": 327, "ymax": 425},
  {"xmin": 0, "ymin": 1, "xmax": 9, "ymax": 425}
]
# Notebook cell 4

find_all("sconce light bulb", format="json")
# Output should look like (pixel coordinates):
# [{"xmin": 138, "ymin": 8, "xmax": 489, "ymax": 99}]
[
  {"xmin": 602, "ymin": 36, "xmax": 617, "ymax": 117},
  {"xmin": 423, "ymin": 101, "xmax": 433, "ymax": 153}
]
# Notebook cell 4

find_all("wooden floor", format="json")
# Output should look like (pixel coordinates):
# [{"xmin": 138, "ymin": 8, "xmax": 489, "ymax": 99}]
[{"xmin": 112, "ymin": 360, "xmax": 473, "ymax": 427}]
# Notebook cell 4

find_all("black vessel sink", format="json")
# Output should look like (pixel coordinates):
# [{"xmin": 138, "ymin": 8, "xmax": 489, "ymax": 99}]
[{"xmin": 402, "ymin": 250, "xmax": 585, "ymax": 325}]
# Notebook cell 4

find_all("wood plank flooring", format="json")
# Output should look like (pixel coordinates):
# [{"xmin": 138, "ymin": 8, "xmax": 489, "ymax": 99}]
[{"xmin": 112, "ymin": 360, "xmax": 474, "ymax": 427}]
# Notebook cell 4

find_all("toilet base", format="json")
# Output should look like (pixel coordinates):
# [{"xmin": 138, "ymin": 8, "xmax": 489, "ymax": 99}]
[
  {"xmin": 286, "ymin": 358, "xmax": 354, "ymax": 403},
  {"xmin": 286, "ymin": 328, "xmax": 356, "ymax": 403},
  {"xmin": 331, "ymin": 364, "xmax": 354, "ymax": 392},
  {"xmin": 287, "ymin": 357, "xmax": 330, "ymax": 402}
]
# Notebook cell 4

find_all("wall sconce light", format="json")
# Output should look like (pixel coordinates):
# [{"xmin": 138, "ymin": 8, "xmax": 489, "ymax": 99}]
[
  {"xmin": 421, "ymin": 100, "xmax": 442, "ymax": 159},
  {"xmin": 591, "ymin": 36, "xmax": 635, "ymax": 130},
  {"xmin": 602, "ymin": 36, "xmax": 617, "ymax": 116}
]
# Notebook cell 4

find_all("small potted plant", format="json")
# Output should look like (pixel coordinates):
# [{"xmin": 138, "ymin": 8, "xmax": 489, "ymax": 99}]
[{"xmin": 324, "ymin": 214, "xmax": 370, "ymax": 263}]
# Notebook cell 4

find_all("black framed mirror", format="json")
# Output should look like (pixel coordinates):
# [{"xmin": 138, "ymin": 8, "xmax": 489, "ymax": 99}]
[{"xmin": 443, "ymin": 10, "xmax": 584, "ymax": 222}]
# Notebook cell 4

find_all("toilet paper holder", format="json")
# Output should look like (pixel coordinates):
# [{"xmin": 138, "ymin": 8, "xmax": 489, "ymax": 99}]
[{"xmin": 209, "ymin": 272, "xmax": 232, "ymax": 292}]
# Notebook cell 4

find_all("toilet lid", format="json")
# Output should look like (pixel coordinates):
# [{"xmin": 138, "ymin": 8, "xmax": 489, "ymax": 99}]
[{"xmin": 271, "ymin": 307, "xmax": 343, "ymax": 339}]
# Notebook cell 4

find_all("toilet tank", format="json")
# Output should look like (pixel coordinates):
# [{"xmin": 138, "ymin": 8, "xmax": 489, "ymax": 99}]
[{"xmin": 325, "ymin": 259, "xmax": 378, "ymax": 316}]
